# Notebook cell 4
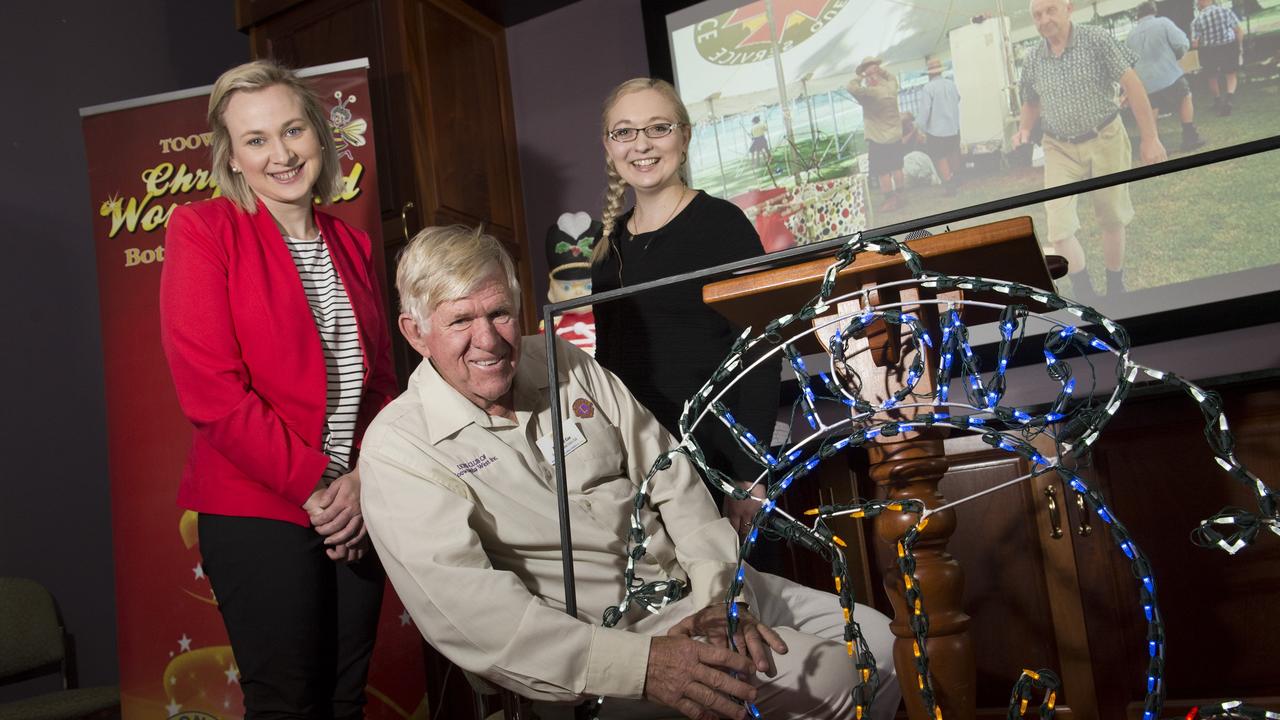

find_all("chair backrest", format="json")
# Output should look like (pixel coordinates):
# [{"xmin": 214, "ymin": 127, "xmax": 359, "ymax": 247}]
[{"xmin": 0, "ymin": 577, "xmax": 67, "ymax": 685}]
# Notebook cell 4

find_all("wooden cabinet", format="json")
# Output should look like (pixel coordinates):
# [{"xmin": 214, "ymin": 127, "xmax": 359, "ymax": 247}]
[
  {"xmin": 236, "ymin": 0, "xmax": 534, "ymax": 383},
  {"xmin": 805, "ymin": 373, "xmax": 1280, "ymax": 719}
]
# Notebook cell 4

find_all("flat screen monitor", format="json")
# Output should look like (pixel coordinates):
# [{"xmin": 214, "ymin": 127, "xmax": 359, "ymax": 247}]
[{"xmin": 642, "ymin": 0, "xmax": 1280, "ymax": 346}]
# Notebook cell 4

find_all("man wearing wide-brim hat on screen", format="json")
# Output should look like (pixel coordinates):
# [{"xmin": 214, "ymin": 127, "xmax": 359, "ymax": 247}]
[
  {"xmin": 917, "ymin": 57, "xmax": 963, "ymax": 196},
  {"xmin": 848, "ymin": 55, "xmax": 907, "ymax": 213}
]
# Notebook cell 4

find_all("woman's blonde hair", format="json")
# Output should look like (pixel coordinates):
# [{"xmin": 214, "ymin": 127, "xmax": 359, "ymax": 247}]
[
  {"xmin": 207, "ymin": 59, "xmax": 343, "ymax": 212},
  {"xmin": 396, "ymin": 225, "xmax": 521, "ymax": 329},
  {"xmin": 593, "ymin": 78, "xmax": 692, "ymax": 266}
]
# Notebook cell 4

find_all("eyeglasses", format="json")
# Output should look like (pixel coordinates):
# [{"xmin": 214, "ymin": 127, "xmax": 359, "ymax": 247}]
[{"xmin": 606, "ymin": 122, "xmax": 684, "ymax": 143}]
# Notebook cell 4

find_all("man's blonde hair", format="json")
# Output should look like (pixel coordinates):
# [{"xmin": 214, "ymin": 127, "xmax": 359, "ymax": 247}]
[{"xmin": 397, "ymin": 225, "xmax": 521, "ymax": 329}]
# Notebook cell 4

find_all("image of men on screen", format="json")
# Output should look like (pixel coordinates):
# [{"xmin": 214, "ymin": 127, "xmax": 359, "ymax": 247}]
[{"xmin": 664, "ymin": 0, "xmax": 1279, "ymax": 316}]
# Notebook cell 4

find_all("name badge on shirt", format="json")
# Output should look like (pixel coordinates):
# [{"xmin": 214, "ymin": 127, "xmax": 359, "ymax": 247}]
[{"xmin": 536, "ymin": 421, "xmax": 587, "ymax": 466}]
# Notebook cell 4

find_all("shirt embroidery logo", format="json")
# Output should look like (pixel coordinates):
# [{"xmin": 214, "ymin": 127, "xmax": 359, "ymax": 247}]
[
  {"xmin": 455, "ymin": 453, "xmax": 496, "ymax": 477},
  {"xmin": 572, "ymin": 398, "xmax": 595, "ymax": 419}
]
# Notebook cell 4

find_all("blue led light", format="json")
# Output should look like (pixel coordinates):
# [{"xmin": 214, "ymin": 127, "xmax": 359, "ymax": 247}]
[
  {"xmin": 1014, "ymin": 410, "xmax": 1032, "ymax": 423},
  {"xmin": 939, "ymin": 385, "xmax": 950, "ymax": 402},
  {"xmin": 1090, "ymin": 338, "xmax": 1112, "ymax": 352},
  {"xmin": 834, "ymin": 437, "xmax": 851, "ymax": 450},
  {"xmin": 743, "ymin": 431, "xmax": 758, "ymax": 445},
  {"xmin": 788, "ymin": 448, "xmax": 803, "ymax": 462},
  {"xmin": 730, "ymin": 601, "xmax": 740, "ymax": 618},
  {"xmin": 860, "ymin": 311, "xmax": 875, "ymax": 325},
  {"xmin": 865, "ymin": 427, "xmax": 880, "ymax": 438},
  {"xmin": 921, "ymin": 332, "xmax": 933, "ymax": 348},
  {"xmin": 906, "ymin": 371, "xmax": 919, "ymax": 385},
  {"xmin": 970, "ymin": 377, "xmax": 982, "ymax": 391},
  {"xmin": 1059, "ymin": 325, "xmax": 1077, "ymax": 338},
  {"xmin": 1143, "ymin": 604, "xmax": 1153, "ymax": 621},
  {"xmin": 737, "ymin": 567, "xmax": 746, "ymax": 583},
  {"xmin": 1142, "ymin": 576, "xmax": 1154, "ymax": 594},
  {"xmin": 1031, "ymin": 454, "xmax": 1049, "ymax": 466},
  {"xmin": 1069, "ymin": 477, "xmax": 1087, "ymax": 493},
  {"xmin": 1147, "ymin": 675, "xmax": 1156, "ymax": 693},
  {"xmin": 841, "ymin": 397, "xmax": 854, "ymax": 407},
  {"xmin": 998, "ymin": 438, "xmax": 1016, "ymax": 452},
  {"xmin": 805, "ymin": 457, "xmax": 820, "ymax": 471},
  {"xmin": 943, "ymin": 353, "xmax": 953, "ymax": 370},
  {"xmin": 791, "ymin": 355, "xmax": 808, "ymax": 372},
  {"xmin": 967, "ymin": 415, "xmax": 984, "ymax": 427},
  {"xmin": 1097, "ymin": 507, "xmax": 1113, "ymax": 524},
  {"xmin": 765, "ymin": 453, "xmax": 778, "ymax": 466},
  {"xmin": 1044, "ymin": 349, "xmax": 1057, "ymax": 364},
  {"xmin": 1046, "ymin": 412, "xmax": 1064, "ymax": 422},
  {"xmin": 882, "ymin": 398, "xmax": 898, "ymax": 409},
  {"xmin": 1148, "ymin": 640, "xmax": 1158, "ymax": 658},
  {"xmin": 1065, "ymin": 379, "xmax": 1076, "ymax": 394},
  {"xmin": 762, "ymin": 500, "xmax": 775, "ymax": 513},
  {"xmin": 748, "ymin": 528, "xmax": 759, "ymax": 543},
  {"xmin": 1120, "ymin": 541, "xmax": 1136, "ymax": 559},
  {"xmin": 723, "ymin": 410, "xmax": 737, "ymax": 426},
  {"xmin": 1001, "ymin": 321, "xmax": 1015, "ymax": 337},
  {"xmin": 999, "ymin": 357, "xmax": 1009, "ymax": 371}
]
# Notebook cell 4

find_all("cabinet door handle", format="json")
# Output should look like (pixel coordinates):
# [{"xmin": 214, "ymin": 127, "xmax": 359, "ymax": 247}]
[
  {"xmin": 1074, "ymin": 491, "xmax": 1092, "ymax": 536},
  {"xmin": 1044, "ymin": 485, "xmax": 1063, "ymax": 539},
  {"xmin": 401, "ymin": 201, "xmax": 416, "ymax": 243}
]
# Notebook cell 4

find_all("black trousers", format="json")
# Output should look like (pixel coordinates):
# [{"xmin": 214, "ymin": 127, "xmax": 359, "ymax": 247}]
[{"xmin": 198, "ymin": 514, "xmax": 384, "ymax": 720}]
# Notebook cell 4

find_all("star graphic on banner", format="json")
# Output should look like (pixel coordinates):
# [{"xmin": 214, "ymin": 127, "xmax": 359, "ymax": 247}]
[
  {"xmin": 165, "ymin": 699, "xmax": 182, "ymax": 716},
  {"xmin": 399, "ymin": 610, "xmax": 412, "ymax": 627},
  {"xmin": 100, "ymin": 193, "xmax": 124, "ymax": 216},
  {"xmin": 193, "ymin": 563, "xmax": 205, "ymax": 580},
  {"xmin": 178, "ymin": 633, "xmax": 192, "ymax": 653},
  {"xmin": 726, "ymin": 0, "xmax": 829, "ymax": 47},
  {"xmin": 225, "ymin": 664, "xmax": 240, "ymax": 685}
]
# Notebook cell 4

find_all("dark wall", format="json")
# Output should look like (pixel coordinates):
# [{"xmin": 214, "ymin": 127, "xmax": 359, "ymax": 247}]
[
  {"xmin": 506, "ymin": 0, "xmax": 649, "ymax": 311},
  {"xmin": 0, "ymin": 1, "xmax": 247, "ymax": 695}
]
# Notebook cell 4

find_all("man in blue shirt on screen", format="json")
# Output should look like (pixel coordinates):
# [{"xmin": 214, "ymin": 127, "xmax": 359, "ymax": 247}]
[
  {"xmin": 916, "ymin": 58, "xmax": 962, "ymax": 195},
  {"xmin": 1126, "ymin": 1, "xmax": 1205, "ymax": 151}
]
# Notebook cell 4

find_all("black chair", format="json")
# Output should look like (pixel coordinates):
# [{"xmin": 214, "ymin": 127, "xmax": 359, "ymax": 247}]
[{"xmin": 0, "ymin": 577, "xmax": 120, "ymax": 720}]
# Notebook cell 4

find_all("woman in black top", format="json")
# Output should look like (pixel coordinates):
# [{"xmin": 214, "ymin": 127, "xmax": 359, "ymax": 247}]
[{"xmin": 591, "ymin": 78, "xmax": 780, "ymax": 538}]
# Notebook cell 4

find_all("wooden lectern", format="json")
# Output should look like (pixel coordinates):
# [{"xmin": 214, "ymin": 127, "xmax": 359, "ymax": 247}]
[{"xmin": 703, "ymin": 217, "xmax": 1056, "ymax": 720}]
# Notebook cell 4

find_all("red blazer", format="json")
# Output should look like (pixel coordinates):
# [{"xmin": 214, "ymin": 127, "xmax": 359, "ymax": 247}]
[{"xmin": 160, "ymin": 197, "xmax": 398, "ymax": 526}]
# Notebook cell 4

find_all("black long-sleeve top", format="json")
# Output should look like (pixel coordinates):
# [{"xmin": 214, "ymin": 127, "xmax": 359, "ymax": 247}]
[{"xmin": 592, "ymin": 190, "xmax": 780, "ymax": 487}]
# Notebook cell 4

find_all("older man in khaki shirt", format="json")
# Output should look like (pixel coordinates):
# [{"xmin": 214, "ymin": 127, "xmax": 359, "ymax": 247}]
[
  {"xmin": 359, "ymin": 225, "xmax": 898, "ymax": 720},
  {"xmin": 848, "ymin": 56, "xmax": 907, "ymax": 213}
]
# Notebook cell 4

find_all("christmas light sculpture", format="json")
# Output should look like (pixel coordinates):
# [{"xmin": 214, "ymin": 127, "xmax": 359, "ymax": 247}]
[{"xmin": 590, "ymin": 231, "xmax": 1278, "ymax": 720}]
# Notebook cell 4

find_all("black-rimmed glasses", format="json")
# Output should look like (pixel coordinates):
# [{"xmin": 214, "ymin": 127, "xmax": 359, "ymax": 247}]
[{"xmin": 606, "ymin": 122, "xmax": 684, "ymax": 143}]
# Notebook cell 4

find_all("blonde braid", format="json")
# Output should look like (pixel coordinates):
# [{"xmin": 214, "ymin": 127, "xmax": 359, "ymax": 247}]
[{"xmin": 594, "ymin": 160, "xmax": 629, "ymax": 266}]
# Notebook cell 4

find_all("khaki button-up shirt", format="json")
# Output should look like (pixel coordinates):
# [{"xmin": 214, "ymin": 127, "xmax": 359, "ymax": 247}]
[
  {"xmin": 360, "ymin": 338, "xmax": 739, "ymax": 702},
  {"xmin": 849, "ymin": 73, "xmax": 903, "ymax": 145}
]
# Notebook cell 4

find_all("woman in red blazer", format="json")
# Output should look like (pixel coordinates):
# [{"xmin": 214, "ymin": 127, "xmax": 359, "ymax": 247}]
[{"xmin": 160, "ymin": 60, "xmax": 397, "ymax": 719}]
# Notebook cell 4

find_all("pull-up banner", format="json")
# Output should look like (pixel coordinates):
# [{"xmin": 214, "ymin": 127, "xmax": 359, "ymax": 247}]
[{"xmin": 80, "ymin": 59, "xmax": 427, "ymax": 720}]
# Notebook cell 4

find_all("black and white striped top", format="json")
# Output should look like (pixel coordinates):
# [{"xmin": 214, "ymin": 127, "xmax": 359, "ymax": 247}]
[{"xmin": 284, "ymin": 232, "xmax": 365, "ymax": 485}]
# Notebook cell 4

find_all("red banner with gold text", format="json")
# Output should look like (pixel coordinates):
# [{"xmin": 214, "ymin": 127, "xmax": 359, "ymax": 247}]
[{"xmin": 80, "ymin": 59, "xmax": 427, "ymax": 720}]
